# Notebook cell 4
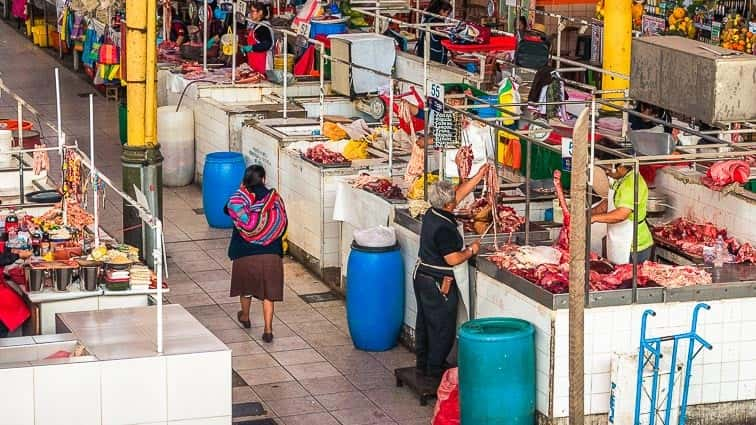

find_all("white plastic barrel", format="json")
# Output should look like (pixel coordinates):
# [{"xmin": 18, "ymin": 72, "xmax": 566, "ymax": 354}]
[
  {"xmin": 158, "ymin": 106, "xmax": 195, "ymax": 186},
  {"xmin": 0, "ymin": 130, "xmax": 13, "ymax": 167}
]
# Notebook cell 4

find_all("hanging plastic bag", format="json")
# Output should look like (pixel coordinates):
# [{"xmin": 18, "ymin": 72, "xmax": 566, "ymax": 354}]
[
  {"xmin": 353, "ymin": 226, "xmax": 396, "ymax": 248},
  {"xmin": 221, "ymin": 27, "xmax": 235, "ymax": 56}
]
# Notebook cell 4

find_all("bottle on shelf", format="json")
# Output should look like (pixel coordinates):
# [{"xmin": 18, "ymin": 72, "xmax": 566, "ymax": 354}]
[
  {"xmin": 713, "ymin": 235, "xmax": 726, "ymax": 268},
  {"xmin": 5, "ymin": 208, "xmax": 18, "ymax": 242}
]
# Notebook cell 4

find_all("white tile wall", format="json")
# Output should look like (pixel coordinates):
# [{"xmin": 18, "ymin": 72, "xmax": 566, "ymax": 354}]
[
  {"xmin": 34, "ymin": 361, "xmax": 102, "ymax": 425},
  {"xmin": 657, "ymin": 170, "xmax": 756, "ymax": 245},
  {"xmin": 101, "ymin": 357, "xmax": 168, "ymax": 425},
  {"xmin": 166, "ymin": 351, "xmax": 231, "ymax": 421},
  {"xmin": 0, "ymin": 367, "xmax": 34, "ymax": 425}
]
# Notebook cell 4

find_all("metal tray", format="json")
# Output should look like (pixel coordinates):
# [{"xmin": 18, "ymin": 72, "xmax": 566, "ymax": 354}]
[
  {"xmin": 665, "ymin": 263, "xmax": 756, "ymax": 302},
  {"xmin": 476, "ymin": 257, "xmax": 665, "ymax": 310}
]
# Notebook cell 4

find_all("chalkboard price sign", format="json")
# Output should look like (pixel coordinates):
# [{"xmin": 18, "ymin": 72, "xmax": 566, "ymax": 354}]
[{"xmin": 432, "ymin": 112, "xmax": 461, "ymax": 149}]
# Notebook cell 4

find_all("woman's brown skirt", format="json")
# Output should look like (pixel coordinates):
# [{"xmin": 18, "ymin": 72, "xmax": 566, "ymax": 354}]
[{"xmin": 230, "ymin": 254, "xmax": 284, "ymax": 301}]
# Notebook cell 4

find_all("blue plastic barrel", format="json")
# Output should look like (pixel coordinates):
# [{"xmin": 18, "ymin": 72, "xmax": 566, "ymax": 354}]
[
  {"xmin": 202, "ymin": 152, "xmax": 246, "ymax": 228},
  {"xmin": 346, "ymin": 242, "xmax": 404, "ymax": 351},
  {"xmin": 458, "ymin": 317, "xmax": 536, "ymax": 424},
  {"xmin": 310, "ymin": 20, "xmax": 348, "ymax": 38}
]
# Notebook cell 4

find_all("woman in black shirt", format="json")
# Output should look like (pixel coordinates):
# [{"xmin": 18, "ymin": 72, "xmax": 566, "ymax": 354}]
[{"xmin": 413, "ymin": 163, "xmax": 489, "ymax": 377}]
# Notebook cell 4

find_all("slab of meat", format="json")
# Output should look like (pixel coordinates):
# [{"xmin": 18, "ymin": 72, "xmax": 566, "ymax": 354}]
[
  {"xmin": 736, "ymin": 243, "xmax": 756, "ymax": 263},
  {"xmin": 485, "ymin": 164, "xmax": 501, "ymax": 248},
  {"xmin": 306, "ymin": 144, "xmax": 348, "ymax": 164},
  {"xmin": 455, "ymin": 145, "xmax": 473, "ymax": 180},
  {"xmin": 496, "ymin": 205, "xmax": 526, "ymax": 235},
  {"xmin": 640, "ymin": 261, "xmax": 712, "ymax": 287},
  {"xmin": 355, "ymin": 175, "xmax": 405, "ymax": 200},
  {"xmin": 701, "ymin": 160, "xmax": 750, "ymax": 191}
]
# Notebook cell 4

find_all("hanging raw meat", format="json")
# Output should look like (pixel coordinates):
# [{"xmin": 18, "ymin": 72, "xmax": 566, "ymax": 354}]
[
  {"xmin": 553, "ymin": 170, "xmax": 570, "ymax": 261},
  {"xmin": 455, "ymin": 145, "xmax": 473, "ymax": 180},
  {"xmin": 485, "ymin": 163, "xmax": 501, "ymax": 248}
]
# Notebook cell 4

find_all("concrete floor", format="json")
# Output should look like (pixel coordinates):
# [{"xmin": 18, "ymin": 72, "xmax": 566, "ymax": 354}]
[{"xmin": 0, "ymin": 18, "xmax": 432, "ymax": 424}]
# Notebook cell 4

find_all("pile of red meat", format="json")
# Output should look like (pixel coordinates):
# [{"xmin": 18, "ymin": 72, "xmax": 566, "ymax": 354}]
[
  {"xmin": 701, "ymin": 160, "xmax": 751, "ymax": 191},
  {"xmin": 353, "ymin": 174, "xmax": 405, "ymax": 200},
  {"xmin": 306, "ymin": 144, "xmax": 349, "ymax": 165},
  {"xmin": 488, "ymin": 244, "xmax": 712, "ymax": 294},
  {"xmin": 653, "ymin": 217, "xmax": 756, "ymax": 263},
  {"xmin": 180, "ymin": 61, "xmax": 206, "ymax": 80}
]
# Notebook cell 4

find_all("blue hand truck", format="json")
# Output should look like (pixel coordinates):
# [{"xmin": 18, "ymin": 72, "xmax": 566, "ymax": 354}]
[{"xmin": 634, "ymin": 303, "xmax": 713, "ymax": 425}]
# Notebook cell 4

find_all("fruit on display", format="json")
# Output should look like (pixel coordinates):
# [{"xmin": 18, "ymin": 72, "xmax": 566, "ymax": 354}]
[
  {"xmin": 632, "ymin": 2, "xmax": 644, "ymax": 27},
  {"xmin": 668, "ymin": 7, "xmax": 697, "ymax": 38},
  {"xmin": 720, "ymin": 14, "xmax": 754, "ymax": 54},
  {"xmin": 595, "ymin": 0, "xmax": 605, "ymax": 20}
]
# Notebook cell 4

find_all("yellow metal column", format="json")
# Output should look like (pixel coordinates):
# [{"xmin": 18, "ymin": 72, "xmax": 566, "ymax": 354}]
[
  {"xmin": 123, "ymin": 0, "xmax": 162, "ymax": 267},
  {"xmin": 125, "ymin": 0, "xmax": 147, "ymax": 147},
  {"xmin": 601, "ymin": 0, "xmax": 631, "ymax": 103}
]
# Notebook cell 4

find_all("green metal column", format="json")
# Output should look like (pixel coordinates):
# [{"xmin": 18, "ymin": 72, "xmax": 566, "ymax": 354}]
[{"xmin": 122, "ymin": 145, "xmax": 163, "ymax": 268}]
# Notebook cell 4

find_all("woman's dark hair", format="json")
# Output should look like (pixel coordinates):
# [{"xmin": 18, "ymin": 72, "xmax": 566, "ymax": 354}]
[
  {"xmin": 518, "ymin": 16, "xmax": 528, "ymax": 29},
  {"xmin": 250, "ymin": 2, "xmax": 271, "ymax": 20},
  {"xmin": 427, "ymin": 0, "xmax": 452, "ymax": 15},
  {"xmin": 243, "ymin": 165, "xmax": 266, "ymax": 189}
]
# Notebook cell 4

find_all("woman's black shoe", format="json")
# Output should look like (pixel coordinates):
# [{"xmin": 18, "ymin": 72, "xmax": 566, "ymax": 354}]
[
  {"xmin": 262, "ymin": 332, "xmax": 274, "ymax": 343},
  {"xmin": 237, "ymin": 311, "xmax": 251, "ymax": 329}
]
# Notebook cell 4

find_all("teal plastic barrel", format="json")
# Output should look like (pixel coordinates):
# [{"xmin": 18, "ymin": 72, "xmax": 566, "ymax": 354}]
[
  {"xmin": 202, "ymin": 152, "xmax": 246, "ymax": 228},
  {"xmin": 458, "ymin": 317, "xmax": 535, "ymax": 424},
  {"xmin": 346, "ymin": 242, "xmax": 404, "ymax": 351}
]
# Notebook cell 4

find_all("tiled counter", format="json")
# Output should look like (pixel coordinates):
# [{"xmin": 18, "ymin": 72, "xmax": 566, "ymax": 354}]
[
  {"xmin": 474, "ymin": 271, "xmax": 756, "ymax": 424},
  {"xmin": 0, "ymin": 305, "xmax": 231, "ymax": 425}
]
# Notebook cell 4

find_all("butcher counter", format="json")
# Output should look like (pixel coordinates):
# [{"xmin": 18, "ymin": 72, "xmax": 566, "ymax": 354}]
[{"xmin": 474, "ymin": 254, "xmax": 756, "ymax": 424}]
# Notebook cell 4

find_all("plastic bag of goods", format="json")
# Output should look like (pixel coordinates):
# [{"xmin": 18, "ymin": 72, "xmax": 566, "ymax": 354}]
[{"xmin": 354, "ymin": 226, "xmax": 396, "ymax": 248}]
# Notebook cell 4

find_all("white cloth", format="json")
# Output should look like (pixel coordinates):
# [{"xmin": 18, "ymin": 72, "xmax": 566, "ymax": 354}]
[
  {"xmin": 606, "ymin": 188, "xmax": 632, "ymax": 264},
  {"xmin": 453, "ymin": 223, "xmax": 471, "ymax": 324},
  {"xmin": 333, "ymin": 179, "xmax": 397, "ymax": 228},
  {"xmin": 590, "ymin": 199, "xmax": 607, "ymax": 255},
  {"xmin": 443, "ymin": 124, "xmax": 494, "ymax": 178}
]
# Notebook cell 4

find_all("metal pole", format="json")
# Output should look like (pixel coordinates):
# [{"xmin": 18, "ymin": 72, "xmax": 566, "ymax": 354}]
[
  {"xmin": 283, "ymin": 32, "xmax": 288, "ymax": 119},
  {"xmin": 203, "ymin": 0, "xmax": 208, "ymax": 72},
  {"xmin": 568, "ymin": 108, "xmax": 590, "ymax": 425},
  {"xmin": 232, "ymin": 1, "xmax": 237, "ymax": 85},
  {"xmin": 319, "ymin": 43, "xmax": 325, "ymax": 130},
  {"xmin": 17, "ymin": 100, "xmax": 24, "ymax": 205},
  {"xmin": 388, "ymin": 80, "xmax": 393, "ymax": 178},
  {"xmin": 55, "ymin": 68, "xmax": 62, "ymax": 142},
  {"xmin": 154, "ymin": 226, "xmax": 163, "ymax": 353},
  {"xmin": 422, "ymin": 21, "xmax": 431, "ymax": 200},
  {"xmin": 631, "ymin": 159, "xmax": 639, "ymax": 302},
  {"xmin": 556, "ymin": 16, "xmax": 562, "ymax": 67},
  {"xmin": 89, "ymin": 94, "xmax": 99, "ymax": 247}
]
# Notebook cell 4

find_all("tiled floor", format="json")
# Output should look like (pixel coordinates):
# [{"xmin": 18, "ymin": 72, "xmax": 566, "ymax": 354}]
[{"xmin": 1, "ymin": 18, "xmax": 432, "ymax": 424}]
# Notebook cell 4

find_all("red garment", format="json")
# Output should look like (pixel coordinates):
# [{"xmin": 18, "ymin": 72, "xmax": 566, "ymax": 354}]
[
  {"xmin": 246, "ymin": 29, "xmax": 269, "ymax": 75},
  {"xmin": 432, "ymin": 368, "xmax": 460, "ymax": 425},
  {"xmin": 0, "ymin": 266, "xmax": 30, "ymax": 332},
  {"xmin": 294, "ymin": 44, "xmax": 315, "ymax": 76},
  {"xmin": 12, "ymin": 0, "xmax": 26, "ymax": 19}
]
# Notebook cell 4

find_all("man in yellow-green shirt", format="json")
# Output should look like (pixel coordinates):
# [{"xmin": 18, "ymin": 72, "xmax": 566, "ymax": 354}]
[{"xmin": 591, "ymin": 165, "xmax": 654, "ymax": 264}]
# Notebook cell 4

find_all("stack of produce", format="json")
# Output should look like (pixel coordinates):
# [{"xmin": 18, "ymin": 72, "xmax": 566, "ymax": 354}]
[
  {"xmin": 720, "ymin": 14, "xmax": 755, "ymax": 54},
  {"xmin": 667, "ymin": 7, "xmax": 697, "ymax": 39},
  {"xmin": 129, "ymin": 264, "xmax": 152, "ymax": 291}
]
